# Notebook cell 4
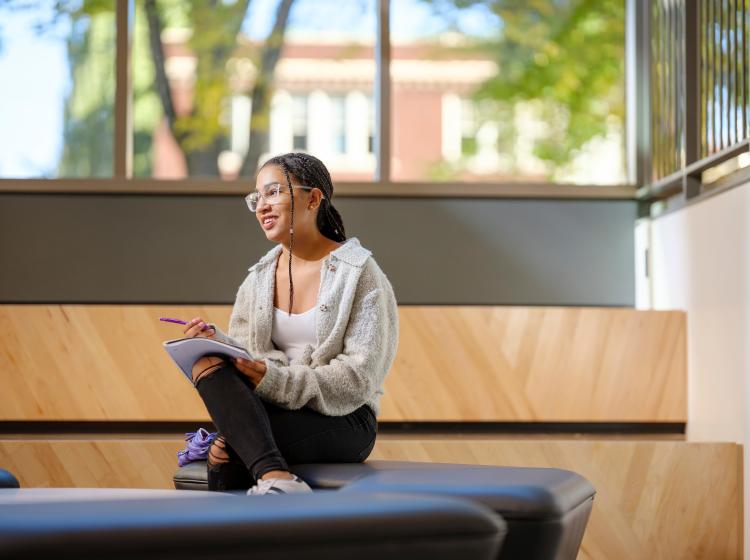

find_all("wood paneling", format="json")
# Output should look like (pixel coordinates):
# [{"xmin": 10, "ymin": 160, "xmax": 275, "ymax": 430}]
[
  {"xmin": 0, "ymin": 305, "xmax": 686, "ymax": 422},
  {"xmin": 373, "ymin": 439, "xmax": 742, "ymax": 560},
  {"xmin": 0, "ymin": 305, "xmax": 226, "ymax": 421},
  {"xmin": 385, "ymin": 306, "xmax": 686, "ymax": 421},
  {"xmin": 0, "ymin": 438, "xmax": 739, "ymax": 560}
]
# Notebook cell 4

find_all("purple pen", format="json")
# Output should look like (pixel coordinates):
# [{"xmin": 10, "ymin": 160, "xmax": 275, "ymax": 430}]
[
  {"xmin": 160, "ymin": 317, "xmax": 188, "ymax": 325},
  {"xmin": 159, "ymin": 317, "xmax": 212, "ymax": 330}
]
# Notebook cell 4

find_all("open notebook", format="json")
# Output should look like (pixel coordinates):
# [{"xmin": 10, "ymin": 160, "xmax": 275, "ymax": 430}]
[{"xmin": 163, "ymin": 337, "xmax": 254, "ymax": 381}]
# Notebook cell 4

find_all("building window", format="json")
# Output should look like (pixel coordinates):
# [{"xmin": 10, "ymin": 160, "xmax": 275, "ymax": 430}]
[
  {"xmin": 330, "ymin": 94, "xmax": 347, "ymax": 155},
  {"xmin": 292, "ymin": 95, "xmax": 308, "ymax": 151}
]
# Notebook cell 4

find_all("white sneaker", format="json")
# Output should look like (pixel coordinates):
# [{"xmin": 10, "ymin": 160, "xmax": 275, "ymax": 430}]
[{"xmin": 247, "ymin": 474, "xmax": 313, "ymax": 496}]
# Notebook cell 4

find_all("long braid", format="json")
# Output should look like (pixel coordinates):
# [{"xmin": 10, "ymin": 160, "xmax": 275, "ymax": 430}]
[{"xmin": 281, "ymin": 163, "xmax": 295, "ymax": 316}]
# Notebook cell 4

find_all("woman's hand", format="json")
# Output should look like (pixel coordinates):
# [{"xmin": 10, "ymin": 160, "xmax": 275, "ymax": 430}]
[
  {"xmin": 233, "ymin": 357, "xmax": 267, "ymax": 387},
  {"xmin": 183, "ymin": 317, "xmax": 216, "ymax": 339}
]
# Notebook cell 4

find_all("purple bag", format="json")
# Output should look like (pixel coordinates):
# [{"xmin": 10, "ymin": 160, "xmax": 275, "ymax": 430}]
[{"xmin": 177, "ymin": 428, "xmax": 217, "ymax": 467}]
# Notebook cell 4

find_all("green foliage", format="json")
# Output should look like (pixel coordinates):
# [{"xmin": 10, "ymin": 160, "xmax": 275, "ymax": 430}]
[
  {"xmin": 424, "ymin": 0, "xmax": 625, "ymax": 172},
  {"xmin": 171, "ymin": 1, "xmax": 249, "ymax": 155},
  {"xmin": 57, "ymin": 3, "xmax": 116, "ymax": 176}
]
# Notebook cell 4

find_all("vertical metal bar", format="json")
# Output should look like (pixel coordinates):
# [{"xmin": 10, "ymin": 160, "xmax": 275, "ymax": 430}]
[
  {"xmin": 660, "ymin": 0, "xmax": 674, "ymax": 177},
  {"xmin": 715, "ymin": 0, "xmax": 720, "ymax": 151},
  {"xmin": 701, "ymin": 0, "xmax": 707, "ymax": 156},
  {"xmin": 729, "ymin": 0, "xmax": 735, "ymax": 146},
  {"xmin": 708, "ymin": 0, "xmax": 713, "ymax": 152},
  {"xmin": 733, "ymin": 0, "xmax": 740, "ymax": 143},
  {"xmin": 709, "ymin": 0, "xmax": 716, "ymax": 153},
  {"xmin": 114, "ymin": 0, "xmax": 132, "ymax": 178},
  {"xmin": 732, "ymin": 0, "xmax": 744, "ymax": 142},
  {"xmin": 653, "ymin": 0, "xmax": 659, "ymax": 179},
  {"xmin": 684, "ymin": 0, "xmax": 700, "ymax": 195},
  {"xmin": 742, "ymin": 0, "xmax": 750, "ymax": 138},
  {"xmin": 731, "ymin": 0, "xmax": 737, "ymax": 146},
  {"xmin": 659, "ymin": 0, "xmax": 674, "ymax": 177},
  {"xmin": 650, "ymin": 0, "xmax": 657, "ymax": 181},
  {"xmin": 669, "ymin": 0, "xmax": 682, "ymax": 173},
  {"xmin": 729, "ymin": 0, "xmax": 740, "ymax": 145},
  {"xmin": 685, "ymin": 0, "xmax": 699, "ymax": 168},
  {"xmin": 662, "ymin": 0, "xmax": 674, "ymax": 176},
  {"xmin": 716, "ymin": 0, "xmax": 721, "ymax": 149},
  {"xmin": 626, "ymin": 0, "xmax": 641, "ymax": 185},
  {"xmin": 673, "ymin": 0, "xmax": 679, "ymax": 173},
  {"xmin": 720, "ymin": 0, "xmax": 726, "ymax": 148},
  {"xmin": 639, "ymin": 0, "xmax": 653, "ymax": 185},
  {"xmin": 670, "ymin": 0, "xmax": 683, "ymax": 172},
  {"xmin": 661, "ymin": 1, "xmax": 667, "ymax": 178},
  {"xmin": 715, "ymin": 0, "xmax": 721, "ymax": 149},
  {"xmin": 679, "ymin": 0, "xmax": 685, "ymax": 168},
  {"xmin": 724, "ymin": 0, "xmax": 734, "ymax": 147},
  {"xmin": 714, "ymin": 0, "xmax": 724, "ymax": 151},
  {"xmin": 743, "ymin": 0, "xmax": 748, "ymax": 139},
  {"xmin": 662, "ymin": 0, "xmax": 668, "ymax": 178},
  {"xmin": 375, "ymin": 0, "xmax": 391, "ymax": 183}
]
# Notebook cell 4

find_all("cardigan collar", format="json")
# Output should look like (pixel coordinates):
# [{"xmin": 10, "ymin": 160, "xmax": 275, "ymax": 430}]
[{"xmin": 248, "ymin": 237, "xmax": 371, "ymax": 272}]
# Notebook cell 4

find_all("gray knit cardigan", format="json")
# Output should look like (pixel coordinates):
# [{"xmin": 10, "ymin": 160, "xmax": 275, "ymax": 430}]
[{"xmin": 211, "ymin": 237, "xmax": 399, "ymax": 417}]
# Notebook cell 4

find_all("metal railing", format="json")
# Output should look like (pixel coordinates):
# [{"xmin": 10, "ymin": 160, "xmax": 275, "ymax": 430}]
[{"xmin": 642, "ymin": 0, "xmax": 750, "ymax": 202}]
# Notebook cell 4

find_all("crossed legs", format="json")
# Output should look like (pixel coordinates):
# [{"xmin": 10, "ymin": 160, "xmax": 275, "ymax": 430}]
[
  {"xmin": 190, "ymin": 356, "xmax": 293, "ymax": 489},
  {"xmin": 189, "ymin": 356, "xmax": 379, "ymax": 492}
]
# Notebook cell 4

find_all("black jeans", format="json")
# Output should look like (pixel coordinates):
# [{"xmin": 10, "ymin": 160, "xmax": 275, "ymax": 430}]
[{"xmin": 195, "ymin": 362, "xmax": 378, "ymax": 491}]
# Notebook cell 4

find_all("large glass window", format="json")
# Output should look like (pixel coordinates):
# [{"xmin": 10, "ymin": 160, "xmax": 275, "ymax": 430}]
[
  {"xmin": 0, "ymin": 2, "xmax": 115, "ymax": 178},
  {"xmin": 390, "ymin": 0, "xmax": 626, "ymax": 184},
  {"xmin": 132, "ymin": 0, "xmax": 376, "ymax": 182},
  {"xmin": 0, "ymin": 0, "xmax": 629, "ymax": 190}
]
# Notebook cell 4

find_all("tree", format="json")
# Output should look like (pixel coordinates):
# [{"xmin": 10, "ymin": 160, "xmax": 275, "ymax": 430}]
[
  {"xmin": 144, "ymin": 0, "xmax": 295, "ymax": 177},
  {"xmin": 423, "ymin": 0, "xmax": 625, "ymax": 177},
  {"xmin": 0, "ymin": 0, "xmax": 295, "ymax": 178}
]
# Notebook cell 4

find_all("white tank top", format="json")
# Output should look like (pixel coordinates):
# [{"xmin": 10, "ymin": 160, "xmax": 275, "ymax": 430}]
[{"xmin": 271, "ymin": 306, "xmax": 317, "ymax": 362}]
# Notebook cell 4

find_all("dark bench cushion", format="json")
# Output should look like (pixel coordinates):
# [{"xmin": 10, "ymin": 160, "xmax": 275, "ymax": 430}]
[
  {"xmin": 173, "ymin": 461, "xmax": 212, "ymax": 491},
  {"xmin": 0, "ymin": 491, "xmax": 505, "ymax": 560},
  {"xmin": 337, "ymin": 463, "xmax": 594, "ymax": 560},
  {"xmin": 336, "ymin": 462, "xmax": 595, "ymax": 520},
  {"xmin": 173, "ymin": 459, "xmax": 594, "ymax": 560}
]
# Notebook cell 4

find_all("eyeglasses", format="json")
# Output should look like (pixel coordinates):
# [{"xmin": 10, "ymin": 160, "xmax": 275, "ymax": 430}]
[{"xmin": 245, "ymin": 183, "xmax": 321, "ymax": 213}]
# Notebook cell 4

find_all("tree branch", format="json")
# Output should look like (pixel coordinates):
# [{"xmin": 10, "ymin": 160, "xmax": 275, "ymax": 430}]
[
  {"xmin": 241, "ymin": 0, "xmax": 295, "ymax": 176},
  {"xmin": 144, "ymin": 0, "xmax": 177, "ymax": 133}
]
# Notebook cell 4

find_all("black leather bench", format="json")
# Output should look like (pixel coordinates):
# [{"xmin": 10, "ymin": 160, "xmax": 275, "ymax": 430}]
[
  {"xmin": 175, "ymin": 459, "xmax": 596, "ymax": 560},
  {"xmin": 0, "ymin": 489, "xmax": 505, "ymax": 560}
]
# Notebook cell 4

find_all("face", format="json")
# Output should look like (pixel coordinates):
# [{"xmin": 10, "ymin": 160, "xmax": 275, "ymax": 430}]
[{"xmin": 252, "ymin": 165, "xmax": 322, "ymax": 244}]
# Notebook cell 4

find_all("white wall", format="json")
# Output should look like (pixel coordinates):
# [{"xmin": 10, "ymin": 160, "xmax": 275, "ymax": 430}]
[{"xmin": 648, "ymin": 182, "xmax": 750, "ymax": 555}]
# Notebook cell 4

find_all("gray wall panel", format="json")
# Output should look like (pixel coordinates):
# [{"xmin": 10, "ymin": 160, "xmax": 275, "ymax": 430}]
[{"xmin": 0, "ymin": 194, "xmax": 636, "ymax": 305}]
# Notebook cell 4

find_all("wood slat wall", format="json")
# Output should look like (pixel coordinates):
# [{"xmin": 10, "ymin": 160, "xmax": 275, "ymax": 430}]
[
  {"xmin": 0, "ymin": 305, "xmax": 686, "ymax": 422},
  {"xmin": 0, "ymin": 438, "xmax": 738, "ymax": 560}
]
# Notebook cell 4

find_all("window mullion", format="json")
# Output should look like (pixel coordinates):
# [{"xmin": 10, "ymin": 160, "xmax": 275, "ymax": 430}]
[
  {"xmin": 375, "ymin": 0, "xmax": 391, "ymax": 184},
  {"xmin": 114, "ymin": 0, "xmax": 133, "ymax": 179}
]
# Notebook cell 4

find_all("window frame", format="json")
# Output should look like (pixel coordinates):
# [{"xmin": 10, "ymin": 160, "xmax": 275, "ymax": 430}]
[{"xmin": 0, "ymin": 0, "xmax": 636, "ymax": 200}]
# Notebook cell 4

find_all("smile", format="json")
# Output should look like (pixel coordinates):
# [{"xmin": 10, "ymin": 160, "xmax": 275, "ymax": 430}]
[{"xmin": 262, "ymin": 215, "xmax": 278, "ymax": 229}]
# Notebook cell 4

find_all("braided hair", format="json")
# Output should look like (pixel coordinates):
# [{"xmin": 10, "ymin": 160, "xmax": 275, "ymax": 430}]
[{"xmin": 258, "ymin": 152, "xmax": 347, "ymax": 315}]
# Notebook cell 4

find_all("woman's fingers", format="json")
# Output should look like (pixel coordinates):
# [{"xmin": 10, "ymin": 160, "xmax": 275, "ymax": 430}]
[
  {"xmin": 183, "ymin": 317, "xmax": 214, "ymax": 338},
  {"xmin": 182, "ymin": 317, "xmax": 200, "ymax": 336}
]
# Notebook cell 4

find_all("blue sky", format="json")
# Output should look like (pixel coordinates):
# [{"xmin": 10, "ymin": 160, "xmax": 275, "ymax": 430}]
[{"xmin": 0, "ymin": 0, "xmax": 498, "ymax": 178}]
